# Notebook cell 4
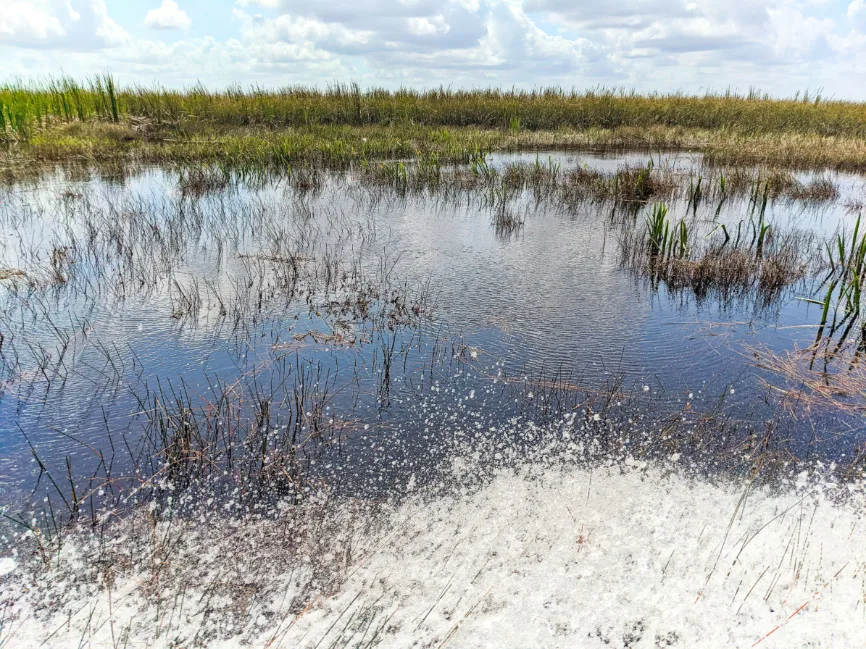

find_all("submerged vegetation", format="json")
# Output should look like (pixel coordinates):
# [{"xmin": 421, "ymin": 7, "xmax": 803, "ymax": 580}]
[{"xmin": 358, "ymin": 154, "xmax": 841, "ymax": 206}]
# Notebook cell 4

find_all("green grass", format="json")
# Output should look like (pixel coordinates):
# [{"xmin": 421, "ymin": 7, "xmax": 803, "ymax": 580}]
[
  {"xmin": 0, "ymin": 74, "xmax": 118, "ymax": 140},
  {"xmin": 2, "ymin": 75, "xmax": 866, "ymax": 171},
  {"xmin": 15, "ymin": 122, "xmax": 500, "ymax": 172},
  {"xmin": 4, "ymin": 77, "xmax": 865, "ymax": 136},
  {"xmin": 804, "ymin": 215, "xmax": 866, "ymax": 356}
]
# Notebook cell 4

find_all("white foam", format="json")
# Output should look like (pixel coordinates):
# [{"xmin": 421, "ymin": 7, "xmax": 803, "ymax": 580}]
[
  {"xmin": 0, "ymin": 557, "xmax": 16, "ymax": 577},
  {"xmin": 2, "ymin": 463, "xmax": 864, "ymax": 648}
]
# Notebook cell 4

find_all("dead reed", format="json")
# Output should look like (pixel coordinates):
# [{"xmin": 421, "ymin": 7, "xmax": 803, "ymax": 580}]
[{"xmin": 752, "ymin": 345, "xmax": 866, "ymax": 417}]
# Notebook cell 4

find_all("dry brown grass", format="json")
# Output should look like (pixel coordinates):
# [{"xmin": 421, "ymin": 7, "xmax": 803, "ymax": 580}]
[
  {"xmin": 752, "ymin": 345, "xmax": 866, "ymax": 415},
  {"xmin": 0, "ymin": 268, "xmax": 25, "ymax": 281},
  {"xmin": 651, "ymin": 249, "xmax": 808, "ymax": 300}
]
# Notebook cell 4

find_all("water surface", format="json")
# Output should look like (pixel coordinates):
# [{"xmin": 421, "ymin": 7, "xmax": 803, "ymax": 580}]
[{"xmin": 1, "ymin": 153, "xmax": 864, "ymax": 502}]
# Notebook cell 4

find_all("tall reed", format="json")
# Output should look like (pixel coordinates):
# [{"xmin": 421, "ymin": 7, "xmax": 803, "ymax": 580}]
[{"xmin": 4, "ymin": 77, "xmax": 866, "ymax": 143}]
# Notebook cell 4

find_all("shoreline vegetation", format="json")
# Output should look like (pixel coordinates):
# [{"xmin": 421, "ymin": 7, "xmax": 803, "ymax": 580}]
[{"xmin": 1, "ymin": 76, "xmax": 866, "ymax": 171}]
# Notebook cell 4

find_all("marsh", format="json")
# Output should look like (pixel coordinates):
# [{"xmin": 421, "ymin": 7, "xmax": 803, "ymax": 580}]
[{"xmin": 1, "ymin": 84, "xmax": 866, "ymax": 648}]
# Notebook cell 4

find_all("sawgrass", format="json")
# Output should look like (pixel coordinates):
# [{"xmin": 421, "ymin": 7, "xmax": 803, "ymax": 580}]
[
  {"xmin": 2, "ymin": 77, "xmax": 866, "ymax": 171},
  {"xmin": 4, "ymin": 79, "xmax": 865, "ymax": 137}
]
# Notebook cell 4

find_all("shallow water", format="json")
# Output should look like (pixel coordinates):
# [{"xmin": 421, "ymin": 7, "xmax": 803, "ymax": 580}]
[{"xmin": 1, "ymin": 153, "xmax": 865, "ymax": 503}]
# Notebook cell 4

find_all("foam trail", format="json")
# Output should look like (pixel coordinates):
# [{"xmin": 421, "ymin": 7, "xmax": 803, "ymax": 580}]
[
  {"xmin": 282, "ymin": 465, "xmax": 864, "ymax": 648},
  {"xmin": 2, "ymin": 461, "xmax": 863, "ymax": 648}
]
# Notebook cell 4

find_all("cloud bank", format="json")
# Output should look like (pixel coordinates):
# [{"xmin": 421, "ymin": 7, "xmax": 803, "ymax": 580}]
[{"xmin": 0, "ymin": 0, "xmax": 864, "ymax": 98}]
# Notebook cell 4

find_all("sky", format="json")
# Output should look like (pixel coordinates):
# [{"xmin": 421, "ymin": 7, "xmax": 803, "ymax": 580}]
[{"xmin": 1, "ymin": 0, "xmax": 865, "ymax": 98}]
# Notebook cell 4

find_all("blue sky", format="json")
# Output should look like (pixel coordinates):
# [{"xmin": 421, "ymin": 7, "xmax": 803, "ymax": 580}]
[{"xmin": 1, "ymin": 0, "xmax": 865, "ymax": 98}]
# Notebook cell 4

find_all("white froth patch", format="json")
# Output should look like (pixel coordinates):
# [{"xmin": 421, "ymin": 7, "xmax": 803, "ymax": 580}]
[
  {"xmin": 2, "ymin": 464, "xmax": 864, "ymax": 648},
  {"xmin": 0, "ymin": 557, "xmax": 16, "ymax": 576}
]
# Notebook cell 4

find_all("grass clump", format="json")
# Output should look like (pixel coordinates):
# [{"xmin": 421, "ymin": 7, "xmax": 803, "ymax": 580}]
[{"xmin": 622, "ymin": 201, "xmax": 812, "ymax": 301}]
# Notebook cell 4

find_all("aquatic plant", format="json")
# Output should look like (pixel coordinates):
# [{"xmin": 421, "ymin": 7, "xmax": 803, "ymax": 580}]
[
  {"xmin": 469, "ymin": 151, "xmax": 493, "ymax": 177},
  {"xmin": 645, "ymin": 202, "xmax": 669, "ymax": 258},
  {"xmin": 623, "ymin": 200, "xmax": 811, "ymax": 302},
  {"xmin": 643, "ymin": 202, "xmax": 690, "ymax": 264},
  {"xmin": 687, "ymin": 174, "xmax": 703, "ymax": 214},
  {"xmin": 802, "ymin": 214, "xmax": 866, "ymax": 357}
]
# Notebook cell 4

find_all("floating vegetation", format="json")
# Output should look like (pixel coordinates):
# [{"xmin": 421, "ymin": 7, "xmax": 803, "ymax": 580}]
[
  {"xmin": 753, "ymin": 345, "xmax": 866, "ymax": 415},
  {"xmin": 0, "ymin": 268, "xmax": 25, "ymax": 281}
]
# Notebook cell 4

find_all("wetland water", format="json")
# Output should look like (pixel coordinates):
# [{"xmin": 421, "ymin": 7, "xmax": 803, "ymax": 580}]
[
  {"xmin": 1, "ymin": 152, "xmax": 865, "ymax": 503},
  {"xmin": 3, "ymin": 151, "xmax": 866, "ymax": 648}
]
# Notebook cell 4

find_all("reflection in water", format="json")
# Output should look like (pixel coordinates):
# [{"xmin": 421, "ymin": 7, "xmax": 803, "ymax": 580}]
[
  {"xmin": 3, "ymin": 153, "xmax": 866, "ymax": 648},
  {"xmin": 0, "ymin": 154, "xmax": 864, "ymax": 504}
]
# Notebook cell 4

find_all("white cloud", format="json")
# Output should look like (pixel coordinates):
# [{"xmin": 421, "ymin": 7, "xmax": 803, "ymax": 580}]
[
  {"xmin": 0, "ymin": 0, "xmax": 128, "ymax": 49},
  {"xmin": 407, "ymin": 16, "xmax": 450, "ymax": 37},
  {"xmin": 232, "ymin": 8, "xmax": 372, "ymax": 58},
  {"xmin": 849, "ymin": 0, "xmax": 866, "ymax": 31},
  {"xmin": 236, "ymin": 0, "xmax": 281, "ymax": 7},
  {"xmin": 767, "ymin": 5, "xmax": 835, "ymax": 60},
  {"xmin": 145, "ymin": 0, "xmax": 192, "ymax": 31},
  {"xmin": 0, "ymin": 0, "xmax": 863, "ymax": 99},
  {"xmin": 0, "ymin": 1, "xmax": 67, "ymax": 45}
]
